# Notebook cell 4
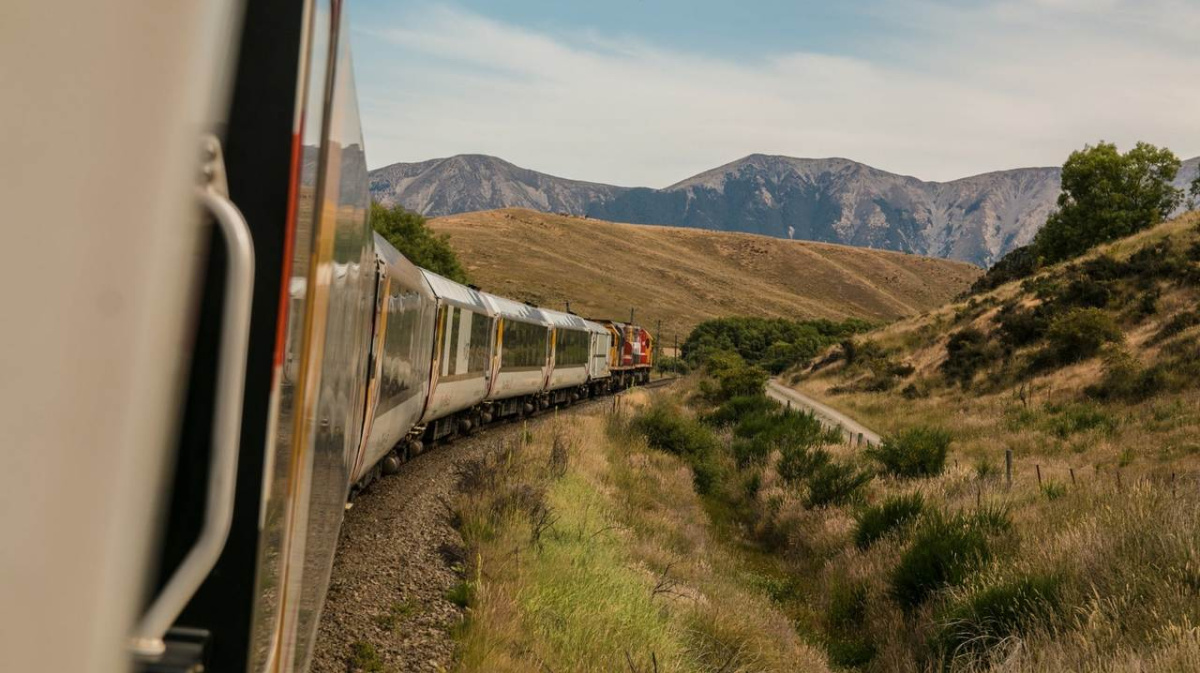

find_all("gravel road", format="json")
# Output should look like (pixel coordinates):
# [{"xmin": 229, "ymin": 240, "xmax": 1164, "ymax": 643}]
[
  {"xmin": 309, "ymin": 410, "xmax": 570, "ymax": 673},
  {"xmin": 766, "ymin": 379, "xmax": 881, "ymax": 446}
]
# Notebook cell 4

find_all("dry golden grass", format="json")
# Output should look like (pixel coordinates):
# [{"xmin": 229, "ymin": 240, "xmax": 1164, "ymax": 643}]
[
  {"xmin": 430, "ymin": 208, "xmax": 981, "ymax": 339},
  {"xmin": 761, "ymin": 211, "xmax": 1200, "ymax": 671},
  {"xmin": 451, "ymin": 397, "xmax": 829, "ymax": 673}
]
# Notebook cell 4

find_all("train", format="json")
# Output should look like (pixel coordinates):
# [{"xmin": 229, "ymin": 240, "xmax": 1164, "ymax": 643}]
[
  {"xmin": 3, "ymin": 1, "xmax": 656, "ymax": 672},
  {"xmin": 347, "ymin": 233, "xmax": 654, "ymax": 496}
]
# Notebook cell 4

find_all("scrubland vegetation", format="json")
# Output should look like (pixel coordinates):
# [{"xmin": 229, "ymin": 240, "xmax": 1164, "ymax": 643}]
[
  {"xmin": 443, "ymin": 146, "xmax": 1200, "ymax": 672},
  {"xmin": 776, "ymin": 211, "xmax": 1200, "ymax": 670}
]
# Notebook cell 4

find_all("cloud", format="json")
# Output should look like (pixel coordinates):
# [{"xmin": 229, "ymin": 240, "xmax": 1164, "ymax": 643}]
[{"xmin": 353, "ymin": 2, "xmax": 1200, "ymax": 186}]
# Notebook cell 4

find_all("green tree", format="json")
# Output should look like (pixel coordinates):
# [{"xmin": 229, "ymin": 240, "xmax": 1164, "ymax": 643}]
[
  {"xmin": 1190, "ymin": 171, "xmax": 1200, "ymax": 211},
  {"xmin": 1034, "ymin": 142, "xmax": 1182, "ymax": 264},
  {"xmin": 371, "ymin": 202, "xmax": 470, "ymax": 284}
]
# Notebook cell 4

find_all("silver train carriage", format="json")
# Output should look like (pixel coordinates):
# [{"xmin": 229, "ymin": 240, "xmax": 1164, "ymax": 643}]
[
  {"xmin": 540, "ymin": 308, "xmax": 613, "ymax": 403},
  {"xmin": 480, "ymin": 292, "xmax": 554, "ymax": 418},
  {"xmin": 414, "ymin": 267, "xmax": 496, "ymax": 443}
]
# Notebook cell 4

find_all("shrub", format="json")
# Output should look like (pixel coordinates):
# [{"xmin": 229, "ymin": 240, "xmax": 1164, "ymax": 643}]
[
  {"xmin": 372, "ymin": 202, "xmax": 470, "ymax": 284},
  {"xmin": 941, "ymin": 328, "xmax": 994, "ymax": 387},
  {"xmin": 682, "ymin": 316, "xmax": 871, "ymax": 369},
  {"xmin": 931, "ymin": 574, "xmax": 1062, "ymax": 661},
  {"xmin": 702, "ymin": 394, "xmax": 779, "ymax": 427},
  {"xmin": 777, "ymin": 445, "xmax": 831, "ymax": 483},
  {"xmin": 631, "ymin": 403, "xmax": 723, "ymax": 493},
  {"xmin": 890, "ymin": 510, "xmax": 1008, "ymax": 612},
  {"xmin": 732, "ymin": 436, "xmax": 772, "ymax": 468},
  {"xmin": 995, "ymin": 304, "xmax": 1050, "ymax": 349},
  {"xmin": 735, "ymin": 407, "xmax": 835, "ymax": 447},
  {"xmin": 967, "ymin": 244, "xmax": 1039, "ymax": 294},
  {"xmin": 715, "ymin": 363, "xmax": 769, "ymax": 401},
  {"xmin": 632, "ymin": 403, "xmax": 719, "ymax": 458},
  {"xmin": 853, "ymin": 493, "xmax": 925, "ymax": 550},
  {"xmin": 1043, "ymin": 307, "xmax": 1122, "ymax": 365},
  {"xmin": 805, "ymin": 461, "xmax": 873, "ymax": 508},
  {"xmin": 654, "ymin": 356, "xmax": 690, "ymax": 375},
  {"xmin": 867, "ymin": 427, "xmax": 952, "ymax": 479}
]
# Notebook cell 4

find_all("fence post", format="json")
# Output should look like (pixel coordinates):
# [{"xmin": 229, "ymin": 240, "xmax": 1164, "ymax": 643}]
[
  {"xmin": 1036, "ymin": 464, "xmax": 1042, "ymax": 489},
  {"xmin": 857, "ymin": 432, "xmax": 863, "ymax": 448},
  {"xmin": 1070, "ymin": 467, "xmax": 1076, "ymax": 486},
  {"xmin": 1005, "ymin": 449, "xmax": 1013, "ymax": 490}
]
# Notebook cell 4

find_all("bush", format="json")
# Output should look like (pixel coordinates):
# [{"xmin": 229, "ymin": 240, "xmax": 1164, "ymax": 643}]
[
  {"xmin": 805, "ymin": 461, "xmax": 873, "ymax": 508},
  {"xmin": 867, "ymin": 427, "xmax": 952, "ymax": 479},
  {"xmin": 853, "ymin": 493, "xmax": 925, "ymax": 550},
  {"xmin": 736, "ymin": 407, "xmax": 835, "ymax": 444},
  {"xmin": 631, "ymin": 403, "xmax": 723, "ymax": 493},
  {"xmin": 702, "ymin": 394, "xmax": 779, "ymax": 427},
  {"xmin": 1043, "ymin": 308, "xmax": 1123, "ymax": 365},
  {"xmin": 941, "ymin": 328, "xmax": 994, "ymax": 387},
  {"xmin": 715, "ymin": 363, "xmax": 769, "ymax": 401},
  {"xmin": 995, "ymin": 304, "xmax": 1050, "ymax": 349},
  {"xmin": 931, "ymin": 574, "xmax": 1062, "ymax": 661},
  {"xmin": 682, "ymin": 316, "xmax": 872, "ymax": 370},
  {"xmin": 890, "ymin": 510, "xmax": 1009, "ymax": 612},
  {"xmin": 371, "ymin": 203, "xmax": 470, "ymax": 284},
  {"xmin": 968, "ymin": 244, "xmax": 1039, "ymax": 294},
  {"xmin": 654, "ymin": 356, "xmax": 690, "ymax": 375},
  {"xmin": 777, "ymin": 445, "xmax": 831, "ymax": 483}
]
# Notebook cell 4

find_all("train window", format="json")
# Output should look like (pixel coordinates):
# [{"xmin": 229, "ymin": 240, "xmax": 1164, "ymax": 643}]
[
  {"xmin": 377, "ymin": 282, "xmax": 424, "ymax": 413},
  {"xmin": 555, "ymin": 329, "xmax": 589, "ymax": 367},
  {"xmin": 467, "ymin": 311, "xmax": 491, "ymax": 373},
  {"xmin": 446, "ymin": 307, "xmax": 461, "ymax": 375},
  {"xmin": 501, "ymin": 320, "xmax": 547, "ymax": 369}
]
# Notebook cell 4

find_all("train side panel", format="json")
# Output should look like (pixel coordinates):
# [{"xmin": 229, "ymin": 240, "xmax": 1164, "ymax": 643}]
[
  {"xmin": 357, "ymin": 234, "xmax": 437, "ymax": 481},
  {"xmin": 419, "ymin": 270, "xmax": 494, "ymax": 427}
]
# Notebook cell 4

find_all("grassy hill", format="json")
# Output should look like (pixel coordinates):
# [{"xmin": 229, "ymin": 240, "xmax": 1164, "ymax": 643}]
[
  {"xmin": 428, "ymin": 208, "xmax": 981, "ymax": 340},
  {"xmin": 772, "ymin": 210, "xmax": 1200, "ymax": 670}
]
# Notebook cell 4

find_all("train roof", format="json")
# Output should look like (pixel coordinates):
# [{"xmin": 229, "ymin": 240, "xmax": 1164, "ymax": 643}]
[
  {"xmin": 480, "ymin": 292, "xmax": 551, "ymax": 326},
  {"xmin": 373, "ymin": 232, "xmax": 434, "ymax": 300},
  {"xmin": 419, "ymin": 268, "xmax": 492, "ymax": 314},
  {"xmin": 539, "ymin": 307, "xmax": 608, "ymax": 334}
]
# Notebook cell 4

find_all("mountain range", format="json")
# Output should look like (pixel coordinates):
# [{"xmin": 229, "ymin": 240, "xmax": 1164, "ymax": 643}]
[{"xmin": 369, "ymin": 153, "xmax": 1200, "ymax": 267}]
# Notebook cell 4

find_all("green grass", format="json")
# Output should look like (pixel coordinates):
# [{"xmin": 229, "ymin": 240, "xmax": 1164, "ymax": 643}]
[{"xmin": 348, "ymin": 640, "xmax": 384, "ymax": 673}]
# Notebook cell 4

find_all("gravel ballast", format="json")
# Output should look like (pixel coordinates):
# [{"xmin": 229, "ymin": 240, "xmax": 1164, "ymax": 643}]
[{"xmin": 309, "ymin": 414, "xmax": 562, "ymax": 672}]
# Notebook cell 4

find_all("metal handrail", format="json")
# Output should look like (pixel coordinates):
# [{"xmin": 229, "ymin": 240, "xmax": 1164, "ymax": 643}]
[{"xmin": 130, "ymin": 184, "xmax": 255, "ymax": 658}]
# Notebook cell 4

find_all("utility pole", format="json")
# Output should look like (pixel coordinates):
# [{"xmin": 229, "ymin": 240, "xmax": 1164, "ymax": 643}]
[
  {"xmin": 629, "ymin": 307, "xmax": 635, "ymax": 324},
  {"xmin": 656, "ymin": 319, "xmax": 662, "ymax": 377},
  {"xmin": 565, "ymin": 299, "xmax": 571, "ymax": 314}
]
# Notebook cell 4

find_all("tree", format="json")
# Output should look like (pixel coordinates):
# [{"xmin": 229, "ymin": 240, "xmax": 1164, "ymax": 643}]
[
  {"xmin": 1034, "ymin": 141, "xmax": 1182, "ymax": 264},
  {"xmin": 371, "ymin": 202, "xmax": 470, "ymax": 284},
  {"xmin": 1190, "ymin": 171, "xmax": 1200, "ymax": 211}
]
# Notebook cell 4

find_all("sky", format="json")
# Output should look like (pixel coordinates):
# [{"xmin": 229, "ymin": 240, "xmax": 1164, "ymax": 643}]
[{"xmin": 349, "ymin": 0, "xmax": 1199, "ymax": 187}]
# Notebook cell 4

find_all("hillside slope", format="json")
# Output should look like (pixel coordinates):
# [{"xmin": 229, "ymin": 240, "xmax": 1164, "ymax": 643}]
[
  {"xmin": 427, "ymin": 208, "xmax": 981, "ymax": 339},
  {"xmin": 372, "ymin": 154, "xmax": 1200, "ymax": 267}
]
